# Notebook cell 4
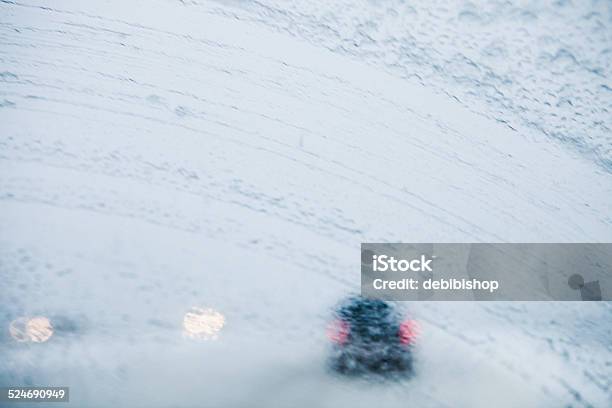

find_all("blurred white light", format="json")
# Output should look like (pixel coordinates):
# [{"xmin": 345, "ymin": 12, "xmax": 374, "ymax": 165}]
[
  {"xmin": 9, "ymin": 316, "xmax": 54, "ymax": 343},
  {"xmin": 183, "ymin": 307, "xmax": 225, "ymax": 340}
]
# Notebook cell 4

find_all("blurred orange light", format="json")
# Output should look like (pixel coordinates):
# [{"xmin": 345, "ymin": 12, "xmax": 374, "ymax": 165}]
[
  {"xmin": 182, "ymin": 307, "xmax": 225, "ymax": 340},
  {"xmin": 9, "ymin": 316, "xmax": 54, "ymax": 343}
]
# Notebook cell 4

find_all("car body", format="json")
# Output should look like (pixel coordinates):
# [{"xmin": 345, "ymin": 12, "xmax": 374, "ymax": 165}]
[{"xmin": 327, "ymin": 296, "xmax": 417, "ymax": 375}]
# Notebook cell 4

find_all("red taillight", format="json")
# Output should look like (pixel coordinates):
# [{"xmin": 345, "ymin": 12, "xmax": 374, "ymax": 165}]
[
  {"xmin": 327, "ymin": 319, "xmax": 350, "ymax": 345},
  {"xmin": 399, "ymin": 319, "xmax": 420, "ymax": 345}
]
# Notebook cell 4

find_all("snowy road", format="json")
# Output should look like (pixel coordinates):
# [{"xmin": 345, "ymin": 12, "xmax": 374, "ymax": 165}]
[{"xmin": 1, "ymin": 1, "xmax": 611, "ymax": 407}]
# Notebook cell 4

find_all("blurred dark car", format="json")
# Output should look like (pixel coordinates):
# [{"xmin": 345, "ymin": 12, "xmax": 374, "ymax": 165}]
[{"xmin": 327, "ymin": 296, "xmax": 417, "ymax": 375}]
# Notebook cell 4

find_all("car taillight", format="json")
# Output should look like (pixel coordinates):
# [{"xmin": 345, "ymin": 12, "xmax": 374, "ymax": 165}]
[
  {"xmin": 327, "ymin": 319, "xmax": 350, "ymax": 345},
  {"xmin": 399, "ymin": 319, "xmax": 420, "ymax": 345}
]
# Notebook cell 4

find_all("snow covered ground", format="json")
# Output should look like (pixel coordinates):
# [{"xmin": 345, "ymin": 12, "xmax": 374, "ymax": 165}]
[{"xmin": 0, "ymin": 1, "xmax": 611, "ymax": 407}]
